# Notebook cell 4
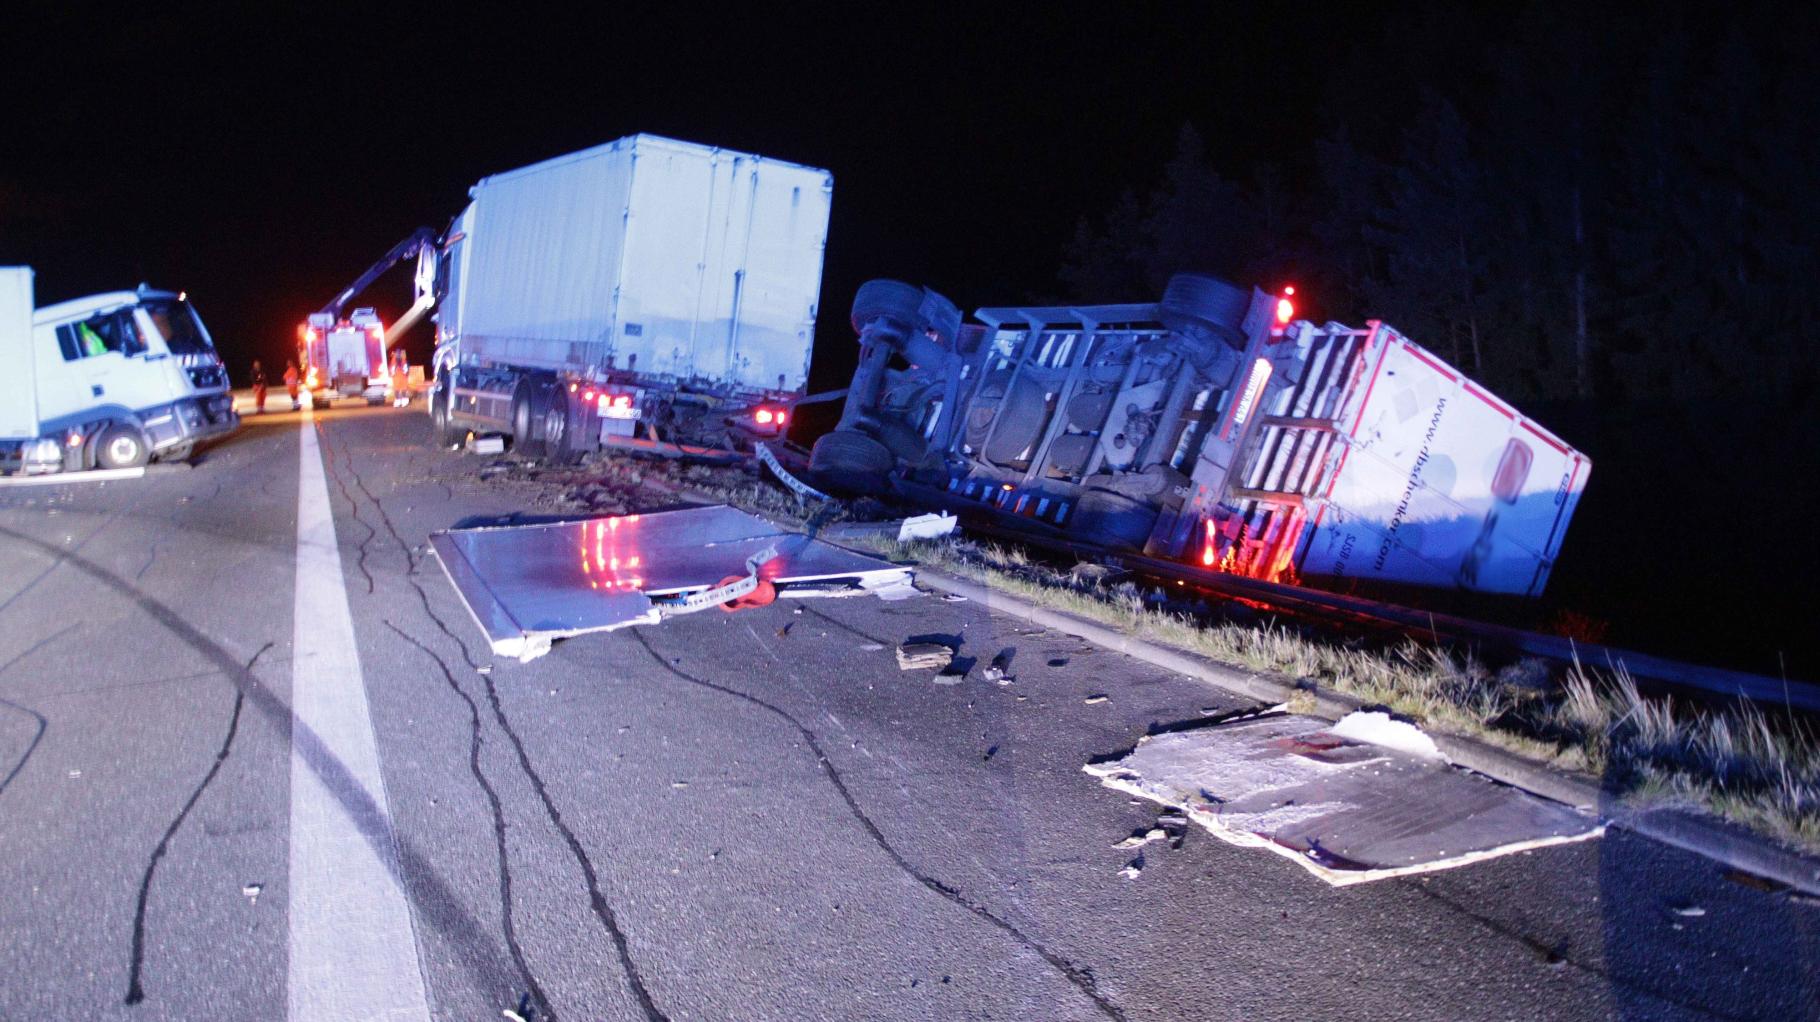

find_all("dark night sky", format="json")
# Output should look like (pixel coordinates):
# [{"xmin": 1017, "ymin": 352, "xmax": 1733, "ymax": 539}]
[{"xmin": 2, "ymin": 2, "xmax": 1426, "ymax": 385}]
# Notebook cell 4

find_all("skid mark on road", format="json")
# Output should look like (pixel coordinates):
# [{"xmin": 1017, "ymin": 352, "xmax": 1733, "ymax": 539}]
[
  {"xmin": 126, "ymin": 641, "xmax": 271, "ymax": 1004},
  {"xmin": 384, "ymin": 621, "xmax": 556, "ymax": 1021},
  {"xmin": 628, "ymin": 629, "xmax": 1128, "ymax": 1021},
  {"xmin": 320, "ymin": 423, "xmax": 664, "ymax": 1021},
  {"xmin": 0, "ymin": 520, "xmax": 530, "ymax": 1014},
  {"xmin": 0, "ymin": 511, "xmax": 122, "ymax": 617}
]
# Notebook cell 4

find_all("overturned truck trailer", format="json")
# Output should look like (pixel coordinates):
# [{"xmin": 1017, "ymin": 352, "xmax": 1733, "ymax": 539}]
[{"xmin": 809, "ymin": 276, "xmax": 1589, "ymax": 597}]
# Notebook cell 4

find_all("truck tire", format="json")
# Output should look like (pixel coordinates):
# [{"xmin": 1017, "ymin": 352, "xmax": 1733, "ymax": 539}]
[
  {"xmin": 431, "ymin": 380, "xmax": 463, "ymax": 448},
  {"xmin": 850, "ymin": 280, "xmax": 925, "ymax": 336},
  {"xmin": 809, "ymin": 429, "xmax": 894, "ymax": 494},
  {"xmin": 96, "ymin": 424, "xmax": 151, "ymax": 470},
  {"xmin": 1160, "ymin": 273, "xmax": 1250, "ymax": 348},
  {"xmin": 542, "ymin": 385, "xmax": 581, "ymax": 465},
  {"xmin": 1069, "ymin": 488, "xmax": 1159, "ymax": 550},
  {"xmin": 511, "ymin": 380, "xmax": 544, "ymax": 458}
]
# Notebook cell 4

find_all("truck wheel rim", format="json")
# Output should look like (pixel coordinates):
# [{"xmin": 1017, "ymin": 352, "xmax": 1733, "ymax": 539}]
[{"xmin": 108, "ymin": 436, "xmax": 139, "ymax": 463}]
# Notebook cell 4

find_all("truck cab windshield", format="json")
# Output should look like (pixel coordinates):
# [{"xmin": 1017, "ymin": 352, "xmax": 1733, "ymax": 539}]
[{"xmin": 141, "ymin": 300, "xmax": 214, "ymax": 355}]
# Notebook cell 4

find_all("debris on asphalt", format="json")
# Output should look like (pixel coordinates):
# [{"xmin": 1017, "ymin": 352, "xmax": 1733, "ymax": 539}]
[
  {"xmin": 858, "ymin": 642, "xmax": 885, "ymax": 652},
  {"xmin": 468, "ymin": 435, "xmax": 506, "ymax": 455},
  {"xmin": 1113, "ymin": 827, "xmax": 1169, "ymax": 850},
  {"xmin": 1084, "ymin": 712, "xmax": 1603, "ymax": 886},
  {"xmin": 939, "ymin": 593, "xmax": 968, "ymax": 603},
  {"xmin": 896, "ymin": 642, "xmax": 955, "ymax": 671},
  {"xmin": 1671, "ymin": 905, "xmax": 1707, "ymax": 917},
  {"xmin": 1084, "ymin": 694, "xmax": 1110, "ymax": 705},
  {"xmin": 981, "ymin": 648, "xmax": 1016, "ymax": 685},
  {"xmin": 242, "ymin": 884, "xmax": 262, "ymax": 904},
  {"xmin": 1119, "ymin": 855, "xmax": 1145, "ymax": 879}
]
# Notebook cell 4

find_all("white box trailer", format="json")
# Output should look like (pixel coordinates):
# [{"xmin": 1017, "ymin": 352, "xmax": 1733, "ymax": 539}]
[
  {"xmin": 815, "ymin": 274, "xmax": 1588, "ymax": 598},
  {"xmin": 1, "ymin": 268, "xmax": 238, "ymax": 475},
  {"xmin": 428, "ymin": 134, "xmax": 833, "ymax": 457}
]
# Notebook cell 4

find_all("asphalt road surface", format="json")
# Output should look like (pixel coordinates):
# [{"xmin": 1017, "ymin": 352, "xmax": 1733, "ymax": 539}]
[{"xmin": 1, "ymin": 404, "xmax": 1816, "ymax": 1021}]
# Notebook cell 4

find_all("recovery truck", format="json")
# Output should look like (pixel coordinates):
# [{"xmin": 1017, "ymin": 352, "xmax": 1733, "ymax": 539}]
[
  {"xmin": 809, "ymin": 274, "xmax": 1589, "ymax": 597},
  {"xmin": 1, "ymin": 267, "xmax": 238, "ymax": 475},
  {"xmin": 299, "ymin": 227, "xmax": 439, "ymax": 406},
  {"xmin": 425, "ymin": 134, "xmax": 832, "ymax": 459}
]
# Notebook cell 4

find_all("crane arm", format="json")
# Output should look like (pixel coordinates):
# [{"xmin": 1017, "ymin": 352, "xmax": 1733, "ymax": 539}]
[{"xmin": 313, "ymin": 226, "xmax": 439, "ymax": 322}]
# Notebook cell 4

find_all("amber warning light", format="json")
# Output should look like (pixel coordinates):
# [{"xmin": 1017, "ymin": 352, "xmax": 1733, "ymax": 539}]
[{"xmin": 1275, "ymin": 285, "xmax": 1297, "ymax": 325}]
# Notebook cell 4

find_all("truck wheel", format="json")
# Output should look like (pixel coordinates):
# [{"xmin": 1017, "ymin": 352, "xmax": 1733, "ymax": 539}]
[
  {"xmin": 97, "ymin": 424, "xmax": 151, "ymax": 469},
  {"xmin": 431, "ymin": 383, "xmax": 463, "ymax": 448},
  {"xmin": 542, "ymin": 387, "xmax": 580, "ymax": 465},
  {"xmin": 1069, "ymin": 488, "xmax": 1159, "ymax": 550},
  {"xmin": 850, "ymin": 280, "xmax": 925, "ymax": 336},
  {"xmin": 511, "ymin": 381, "xmax": 544, "ymax": 457},
  {"xmin": 1160, "ymin": 273, "xmax": 1250, "ymax": 348},
  {"xmin": 809, "ymin": 429, "xmax": 894, "ymax": 494}
]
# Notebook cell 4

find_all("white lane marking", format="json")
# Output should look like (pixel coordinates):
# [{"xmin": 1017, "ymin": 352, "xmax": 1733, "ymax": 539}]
[{"xmin": 289, "ymin": 412, "xmax": 432, "ymax": 1021}]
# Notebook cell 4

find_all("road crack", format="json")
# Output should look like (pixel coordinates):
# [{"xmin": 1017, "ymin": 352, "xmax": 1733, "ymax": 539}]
[
  {"xmin": 628, "ymin": 628, "xmax": 1128, "ymax": 1021},
  {"xmin": 125, "ymin": 641, "xmax": 271, "ymax": 1005},
  {"xmin": 325, "ymin": 422, "xmax": 664, "ymax": 1021},
  {"xmin": 385, "ymin": 621, "xmax": 556, "ymax": 1022}
]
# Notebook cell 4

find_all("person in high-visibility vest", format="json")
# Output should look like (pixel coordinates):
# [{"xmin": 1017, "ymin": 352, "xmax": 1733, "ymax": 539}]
[
  {"xmin": 390, "ymin": 354, "xmax": 410, "ymax": 408},
  {"xmin": 251, "ymin": 360, "xmax": 268, "ymax": 413},
  {"xmin": 284, "ymin": 360, "xmax": 301, "ymax": 411},
  {"xmin": 79, "ymin": 321, "xmax": 108, "ymax": 356}
]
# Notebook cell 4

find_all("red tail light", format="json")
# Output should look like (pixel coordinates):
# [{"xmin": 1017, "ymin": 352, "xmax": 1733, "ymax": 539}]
[
  {"xmin": 1275, "ymin": 297, "xmax": 1295, "ymax": 324},
  {"xmin": 755, "ymin": 409, "xmax": 774, "ymax": 425}
]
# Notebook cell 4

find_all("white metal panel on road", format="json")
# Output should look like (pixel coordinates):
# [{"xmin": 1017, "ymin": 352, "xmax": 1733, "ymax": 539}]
[{"xmin": 289, "ymin": 413, "xmax": 431, "ymax": 1022}]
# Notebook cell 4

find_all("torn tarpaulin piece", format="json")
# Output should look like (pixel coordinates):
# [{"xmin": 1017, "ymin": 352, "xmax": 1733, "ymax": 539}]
[
  {"xmin": 1084, "ymin": 712, "xmax": 1602, "ymax": 886},
  {"xmin": 429, "ymin": 505, "xmax": 913, "ymax": 661}
]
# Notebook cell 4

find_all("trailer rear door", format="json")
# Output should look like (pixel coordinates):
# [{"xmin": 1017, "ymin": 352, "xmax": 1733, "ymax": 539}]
[{"xmin": 1297, "ymin": 326, "xmax": 1589, "ymax": 597}]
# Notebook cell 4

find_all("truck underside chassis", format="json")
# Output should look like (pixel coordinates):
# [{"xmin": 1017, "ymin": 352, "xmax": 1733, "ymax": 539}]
[
  {"xmin": 435, "ymin": 365, "xmax": 788, "ymax": 459},
  {"xmin": 809, "ymin": 273, "xmax": 1268, "ymax": 527},
  {"xmin": 810, "ymin": 274, "xmax": 1589, "ymax": 598}
]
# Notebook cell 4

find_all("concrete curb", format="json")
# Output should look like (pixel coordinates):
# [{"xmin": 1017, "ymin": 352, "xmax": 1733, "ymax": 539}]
[{"xmin": 912, "ymin": 566, "xmax": 1820, "ymax": 897}]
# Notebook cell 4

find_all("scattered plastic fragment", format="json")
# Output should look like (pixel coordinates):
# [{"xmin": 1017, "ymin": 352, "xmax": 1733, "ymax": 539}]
[
  {"xmin": 1084, "ymin": 695, "xmax": 1109, "ymax": 705},
  {"xmin": 755, "ymin": 442, "xmax": 831, "ymax": 502},
  {"xmin": 1119, "ymin": 855, "xmax": 1144, "ymax": 879},
  {"xmin": 896, "ymin": 512, "xmax": 958, "ymax": 542},
  {"xmin": 1671, "ymin": 905, "xmax": 1706, "ymax": 918}
]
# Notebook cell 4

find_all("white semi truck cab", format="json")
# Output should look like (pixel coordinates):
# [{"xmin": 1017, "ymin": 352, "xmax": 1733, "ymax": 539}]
[{"xmin": 0, "ymin": 268, "xmax": 238, "ymax": 475}]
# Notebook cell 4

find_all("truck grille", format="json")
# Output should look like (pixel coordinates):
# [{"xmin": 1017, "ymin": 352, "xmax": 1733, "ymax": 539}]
[{"xmin": 187, "ymin": 365, "xmax": 227, "ymax": 390}]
